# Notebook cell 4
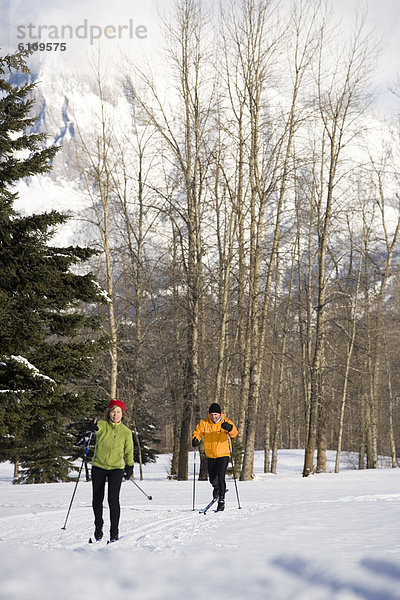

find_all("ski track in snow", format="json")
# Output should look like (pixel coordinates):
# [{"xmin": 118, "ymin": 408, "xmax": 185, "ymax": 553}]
[
  {"xmin": 1, "ymin": 451, "xmax": 400, "ymax": 600},
  {"xmin": 3, "ymin": 492, "xmax": 398, "ymax": 552}
]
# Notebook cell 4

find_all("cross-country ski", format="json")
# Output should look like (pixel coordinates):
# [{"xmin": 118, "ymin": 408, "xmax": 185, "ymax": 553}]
[{"xmin": 199, "ymin": 490, "xmax": 229, "ymax": 514}]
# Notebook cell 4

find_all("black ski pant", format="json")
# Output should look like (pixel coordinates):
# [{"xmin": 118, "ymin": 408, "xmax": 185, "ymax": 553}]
[
  {"xmin": 207, "ymin": 456, "xmax": 229, "ymax": 499},
  {"xmin": 91, "ymin": 465, "xmax": 124, "ymax": 539}
]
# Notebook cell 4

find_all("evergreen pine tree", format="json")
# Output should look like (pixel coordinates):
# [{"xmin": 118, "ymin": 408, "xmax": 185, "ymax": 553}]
[{"xmin": 0, "ymin": 50, "xmax": 107, "ymax": 483}]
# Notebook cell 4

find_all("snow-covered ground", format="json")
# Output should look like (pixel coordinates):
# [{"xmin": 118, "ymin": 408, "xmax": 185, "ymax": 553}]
[{"xmin": 0, "ymin": 450, "xmax": 399, "ymax": 600}]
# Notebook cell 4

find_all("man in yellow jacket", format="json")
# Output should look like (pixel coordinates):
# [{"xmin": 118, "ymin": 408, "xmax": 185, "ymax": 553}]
[{"xmin": 192, "ymin": 403, "xmax": 238, "ymax": 511}]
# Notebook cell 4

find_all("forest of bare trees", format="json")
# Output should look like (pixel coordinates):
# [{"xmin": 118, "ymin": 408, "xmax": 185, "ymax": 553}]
[{"xmin": 71, "ymin": 0, "xmax": 400, "ymax": 480}]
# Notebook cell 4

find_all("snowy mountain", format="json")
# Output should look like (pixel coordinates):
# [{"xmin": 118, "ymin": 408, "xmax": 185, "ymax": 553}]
[
  {"xmin": 12, "ymin": 66, "xmax": 85, "ymax": 245},
  {"xmin": 14, "ymin": 55, "xmax": 400, "ymax": 252},
  {"xmin": 13, "ymin": 55, "xmax": 156, "ymax": 249}
]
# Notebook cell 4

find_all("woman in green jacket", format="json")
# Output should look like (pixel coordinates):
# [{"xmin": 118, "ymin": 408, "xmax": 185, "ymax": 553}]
[{"xmin": 88, "ymin": 399, "xmax": 134, "ymax": 543}]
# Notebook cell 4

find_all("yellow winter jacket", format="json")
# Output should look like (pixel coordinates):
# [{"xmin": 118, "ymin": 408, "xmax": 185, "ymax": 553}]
[{"xmin": 192, "ymin": 413, "xmax": 238, "ymax": 458}]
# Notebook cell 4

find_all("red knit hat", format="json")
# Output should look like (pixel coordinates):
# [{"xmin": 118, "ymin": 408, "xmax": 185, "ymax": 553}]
[{"xmin": 108, "ymin": 399, "xmax": 125, "ymax": 412}]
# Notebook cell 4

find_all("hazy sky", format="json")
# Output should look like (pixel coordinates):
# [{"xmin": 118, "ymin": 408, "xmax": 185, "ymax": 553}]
[
  {"xmin": 333, "ymin": 0, "xmax": 400, "ymax": 109},
  {"xmin": 1, "ymin": 0, "xmax": 399, "ymax": 114}
]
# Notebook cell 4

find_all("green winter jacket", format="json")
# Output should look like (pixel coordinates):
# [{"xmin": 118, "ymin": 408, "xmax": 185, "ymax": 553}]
[{"xmin": 92, "ymin": 420, "xmax": 134, "ymax": 470}]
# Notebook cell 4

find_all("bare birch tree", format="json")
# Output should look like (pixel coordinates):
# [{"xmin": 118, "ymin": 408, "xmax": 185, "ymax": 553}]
[
  {"xmin": 334, "ymin": 212, "xmax": 363, "ymax": 473},
  {"xmin": 364, "ymin": 150, "xmax": 400, "ymax": 467},
  {"xmin": 125, "ymin": 0, "xmax": 216, "ymax": 479},
  {"xmin": 74, "ymin": 60, "xmax": 120, "ymax": 401},
  {"xmin": 303, "ymin": 10, "xmax": 375, "ymax": 476},
  {"xmin": 224, "ymin": 0, "xmax": 320, "ymax": 480}
]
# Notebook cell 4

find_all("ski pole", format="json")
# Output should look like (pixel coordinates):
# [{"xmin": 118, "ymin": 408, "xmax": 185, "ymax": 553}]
[
  {"xmin": 61, "ymin": 430, "xmax": 94, "ymax": 530},
  {"xmin": 226, "ymin": 431, "xmax": 242, "ymax": 509},
  {"xmin": 192, "ymin": 446, "xmax": 197, "ymax": 511},
  {"xmin": 129, "ymin": 476, "xmax": 153, "ymax": 500}
]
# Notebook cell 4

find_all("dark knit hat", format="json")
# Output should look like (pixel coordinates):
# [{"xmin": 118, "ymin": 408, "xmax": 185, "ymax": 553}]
[
  {"xmin": 209, "ymin": 403, "xmax": 221, "ymax": 414},
  {"xmin": 108, "ymin": 399, "xmax": 125, "ymax": 412}
]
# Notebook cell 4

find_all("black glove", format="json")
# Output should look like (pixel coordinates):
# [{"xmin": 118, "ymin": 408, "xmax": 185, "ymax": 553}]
[
  {"xmin": 124, "ymin": 465, "xmax": 134, "ymax": 480},
  {"xmin": 192, "ymin": 437, "xmax": 200, "ymax": 447},
  {"xmin": 87, "ymin": 420, "xmax": 99, "ymax": 432},
  {"xmin": 221, "ymin": 421, "xmax": 233, "ymax": 432}
]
